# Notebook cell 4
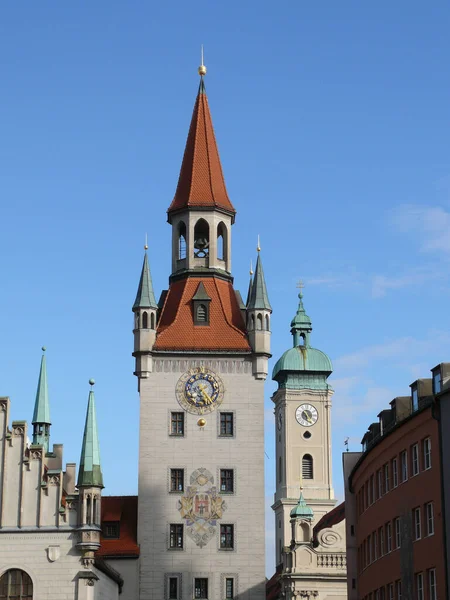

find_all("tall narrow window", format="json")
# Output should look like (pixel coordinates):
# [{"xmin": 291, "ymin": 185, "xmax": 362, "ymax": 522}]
[
  {"xmin": 217, "ymin": 222, "xmax": 227, "ymax": 261},
  {"xmin": 193, "ymin": 219, "xmax": 209, "ymax": 258},
  {"xmin": 432, "ymin": 368, "xmax": 441, "ymax": 394},
  {"xmin": 302, "ymin": 454, "xmax": 313, "ymax": 479},
  {"xmin": 392, "ymin": 458, "xmax": 398, "ymax": 488},
  {"xmin": 379, "ymin": 526, "xmax": 384, "ymax": 556},
  {"xmin": 412, "ymin": 444, "xmax": 419, "ymax": 476},
  {"xmin": 413, "ymin": 507, "xmax": 422, "ymax": 540},
  {"xmin": 194, "ymin": 578, "xmax": 208, "ymax": 599},
  {"xmin": 416, "ymin": 573, "xmax": 424, "ymax": 600},
  {"xmin": 225, "ymin": 578, "xmax": 234, "ymax": 600},
  {"xmin": 412, "ymin": 386, "xmax": 419, "ymax": 411},
  {"xmin": 150, "ymin": 312, "xmax": 155, "ymax": 329},
  {"xmin": 378, "ymin": 469, "xmax": 383, "ymax": 497},
  {"xmin": 142, "ymin": 311, "xmax": 148, "ymax": 329},
  {"xmin": 220, "ymin": 469, "xmax": 234, "ymax": 493},
  {"xmin": 373, "ymin": 530, "xmax": 378, "ymax": 560},
  {"xmin": 169, "ymin": 577, "xmax": 178, "ymax": 600},
  {"xmin": 426, "ymin": 503, "xmax": 434, "ymax": 536},
  {"xmin": 370, "ymin": 474, "xmax": 375, "ymax": 504},
  {"xmin": 384, "ymin": 463, "xmax": 390, "ymax": 493},
  {"xmin": 395, "ymin": 517, "xmax": 401, "ymax": 548},
  {"xmin": 170, "ymin": 412, "xmax": 184, "ymax": 436},
  {"xmin": 220, "ymin": 524, "xmax": 234, "ymax": 549},
  {"xmin": 401, "ymin": 451, "xmax": 408, "ymax": 482},
  {"xmin": 386, "ymin": 522, "xmax": 392, "ymax": 553},
  {"xmin": 429, "ymin": 569, "xmax": 437, "ymax": 600},
  {"xmin": 0, "ymin": 570, "xmax": 33, "ymax": 599},
  {"xmin": 170, "ymin": 469, "xmax": 184, "ymax": 492},
  {"xmin": 424, "ymin": 438, "xmax": 431, "ymax": 470},
  {"xmin": 257, "ymin": 314, "xmax": 263, "ymax": 330},
  {"xmin": 169, "ymin": 524, "xmax": 183, "ymax": 549},
  {"xmin": 397, "ymin": 581, "xmax": 402, "ymax": 600},
  {"xmin": 388, "ymin": 583, "xmax": 394, "ymax": 600},
  {"xmin": 220, "ymin": 413, "xmax": 234, "ymax": 436},
  {"xmin": 178, "ymin": 221, "xmax": 187, "ymax": 259}
]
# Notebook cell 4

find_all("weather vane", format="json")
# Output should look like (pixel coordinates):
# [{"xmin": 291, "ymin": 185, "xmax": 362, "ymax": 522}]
[
  {"xmin": 198, "ymin": 45, "xmax": 207, "ymax": 76},
  {"xmin": 344, "ymin": 437, "xmax": 349, "ymax": 452},
  {"xmin": 257, "ymin": 235, "xmax": 261, "ymax": 253},
  {"xmin": 144, "ymin": 233, "xmax": 148, "ymax": 251}
]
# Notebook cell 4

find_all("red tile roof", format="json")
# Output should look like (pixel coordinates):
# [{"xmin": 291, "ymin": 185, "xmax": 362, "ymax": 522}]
[
  {"xmin": 154, "ymin": 277, "xmax": 250, "ymax": 352},
  {"xmin": 168, "ymin": 80, "xmax": 236, "ymax": 217},
  {"xmin": 97, "ymin": 496, "xmax": 139, "ymax": 558}
]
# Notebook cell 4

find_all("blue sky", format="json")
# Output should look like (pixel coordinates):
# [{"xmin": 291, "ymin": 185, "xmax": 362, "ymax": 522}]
[{"xmin": 1, "ymin": 1, "xmax": 450, "ymax": 577}]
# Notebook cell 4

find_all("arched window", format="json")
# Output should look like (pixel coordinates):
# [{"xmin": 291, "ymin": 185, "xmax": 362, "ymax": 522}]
[
  {"xmin": 0, "ymin": 570, "xmax": 33, "ymax": 599},
  {"xmin": 265, "ymin": 314, "xmax": 270, "ymax": 331},
  {"xmin": 197, "ymin": 304, "xmax": 207, "ymax": 323},
  {"xmin": 135, "ymin": 313, "xmax": 140, "ymax": 329},
  {"xmin": 150, "ymin": 312, "xmax": 155, "ymax": 329},
  {"xmin": 217, "ymin": 222, "xmax": 228, "ymax": 261},
  {"xmin": 249, "ymin": 314, "xmax": 255, "ymax": 330},
  {"xmin": 299, "ymin": 334, "xmax": 305, "ymax": 346},
  {"xmin": 178, "ymin": 221, "xmax": 187, "ymax": 259},
  {"xmin": 302, "ymin": 454, "xmax": 313, "ymax": 479},
  {"xmin": 193, "ymin": 219, "xmax": 209, "ymax": 258},
  {"xmin": 257, "ymin": 314, "xmax": 263, "ymax": 330},
  {"xmin": 142, "ymin": 312, "xmax": 148, "ymax": 329}
]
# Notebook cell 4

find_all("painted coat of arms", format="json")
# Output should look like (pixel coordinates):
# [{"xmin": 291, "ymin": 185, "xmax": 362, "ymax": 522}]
[{"xmin": 178, "ymin": 468, "xmax": 226, "ymax": 547}]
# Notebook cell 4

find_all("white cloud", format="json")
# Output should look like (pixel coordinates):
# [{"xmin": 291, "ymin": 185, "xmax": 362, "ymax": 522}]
[
  {"xmin": 390, "ymin": 204, "xmax": 450, "ymax": 254},
  {"xmin": 371, "ymin": 267, "xmax": 444, "ymax": 298}
]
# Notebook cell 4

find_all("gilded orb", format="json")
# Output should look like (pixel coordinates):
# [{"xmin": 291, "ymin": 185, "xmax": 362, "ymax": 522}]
[
  {"xmin": 197, "ymin": 418, "xmax": 207, "ymax": 427},
  {"xmin": 198, "ymin": 64, "xmax": 207, "ymax": 76}
]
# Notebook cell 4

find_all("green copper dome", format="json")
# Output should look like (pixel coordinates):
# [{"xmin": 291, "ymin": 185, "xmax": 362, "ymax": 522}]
[
  {"xmin": 290, "ymin": 492, "xmax": 314, "ymax": 520},
  {"xmin": 272, "ymin": 289, "xmax": 332, "ymax": 389}
]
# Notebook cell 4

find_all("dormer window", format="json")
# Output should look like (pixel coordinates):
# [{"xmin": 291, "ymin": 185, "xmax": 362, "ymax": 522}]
[
  {"xmin": 411, "ymin": 385, "xmax": 419, "ymax": 411},
  {"xmin": 432, "ymin": 368, "xmax": 441, "ymax": 394},
  {"xmin": 192, "ymin": 282, "xmax": 211, "ymax": 326},
  {"xmin": 197, "ymin": 304, "xmax": 207, "ymax": 323},
  {"xmin": 103, "ymin": 521, "xmax": 120, "ymax": 539}
]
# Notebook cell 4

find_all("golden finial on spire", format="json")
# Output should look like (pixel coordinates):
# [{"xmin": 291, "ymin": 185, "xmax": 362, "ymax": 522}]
[
  {"xmin": 144, "ymin": 233, "xmax": 148, "ymax": 251},
  {"xmin": 198, "ymin": 45, "xmax": 207, "ymax": 76},
  {"xmin": 249, "ymin": 259, "xmax": 254, "ymax": 276},
  {"xmin": 257, "ymin": 235, "xmax": 261, "ymax": 253}
]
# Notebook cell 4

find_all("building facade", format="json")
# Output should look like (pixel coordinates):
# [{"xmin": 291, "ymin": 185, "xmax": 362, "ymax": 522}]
[
  {"xmin": 132, "ymin": 66, "xmax": 269, "ymax": 600},
  {"xmin": 271, "ymin": 291, "xmax": 347, "ymax": 599},
  {"xmin": 0, "ymin": 349, "xmax": 122, "ymax": 599},
  {"xmin": 343, "ymin": 362, "xmax": 450, "ymax": 600}
]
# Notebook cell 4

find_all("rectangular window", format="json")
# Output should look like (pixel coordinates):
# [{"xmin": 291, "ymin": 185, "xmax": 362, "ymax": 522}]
[
  {"xmin": 194, "ymin": 578, "xmax": 208, "ymax": 599},
  {"xmin": 412, "ymin": 444, "xmax": 419, "ymax": 476},
  {"xmin": 373, "ymin": 530, "xmax": 378, "ymax": 560},
  {"xmin": 429, "ymin": 568, "xmax": 437, "ymax": 600},
  {"xmin": 426, "ymin": 503, "xmax": 434, "ymax": 536},
  {"xmin": 395, "ymin": 517, "xmax": 401, "ymax": 549},
  {"xmin": 170, "ymin": 469, "xmax": 184, "ymax": 492},
  {"xmin": 370, "ymin": 474, "xmax": 375, "ymax": 504},
  {"xmin": 384, "ymin": 463, "xmax": 390, "ymax": 493},
  {"xmin": 378, "ymin": 469, "xmax": 383, "ymax": 497},
  {"xmin": 379, "ymin": 526, "xmax": 384, "ymax": 556},
  {"xmin": 169, "ymin": 577, "xmax": 178, "ymax": 600},
  {"xmin": 380, "ymin": 587, "xmax": 386, "ymax": 600},
  {"xmin": 220, "ymin": 524, "xmax": 234, "ymax": 549},
  {"xmin": 225, "ymin": 578, "xmax": 234, "ymax": 600},
  {"xmin": 171, "ymin": 412, "xmax": 185, "ymax": 436},
  {"xmin": 401, "ymin": 451, "xmax": 408, "ymax": 482},
  {"xmin": 397, "ymin": 580, "xmax": 402, "ymax": 600},
  {"xmin": 416, "ymin": 573, "xmax": 424, "ymax": 600},
  {"xmin": 412, "ymin": 386, "xmax": 419, "ymax": 411},
  {"xmin": 386, "ymin": 522, "xmax": 392, "ymax": 553},
  {"xmin": 169, "ymin": 524, "xmax": 183, "ymax": 549},
  {"xmin": 103, "ymin": 521, "xmax": 120, "ymax": 539},
  {"xmin": 220, "ymin": 469, "xmax": 234, "ymax": 493},
  {"xmin": 392, "ymin": 458, "xmax": 398, "ymax": 488},
  {"xmin": 388, "ymin": 583, "xmax": 394, "ymax": 600},
  {"xmin": 413, "ymin": 507, "xmax": 421, "ymax": 541},
  {"xmin": 433, "ymin": 368, "xmax": 441, "ymax": 394},
  {"xmin": 424, "ymin": 438, "xmax": 431, "ymax": 470},
  {"xmin": 368, "ymin": 534, "xmax": 372, "ymax": 563},
  {"xmin": 220, "ymin": 413, "xmax": 234, "ymax": 436},
  {"xmin": 375, "ymin": 590, "xmax": 380, "ymax": 600}
]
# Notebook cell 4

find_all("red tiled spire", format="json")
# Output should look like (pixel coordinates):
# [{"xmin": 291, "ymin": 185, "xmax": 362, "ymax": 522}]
[{"xmin": 168, "ymin": 79, "xmax": 236, "ymax": 218}]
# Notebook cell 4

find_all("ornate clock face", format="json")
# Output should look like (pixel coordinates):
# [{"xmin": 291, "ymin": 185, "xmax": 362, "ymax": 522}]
[
  {"xmin": 176, "ymin": 367, "xmax": 224, "ymax": 415},
  {"xmin": 295, "ymin": 404, "xmax": 318, "ymax": 427}
]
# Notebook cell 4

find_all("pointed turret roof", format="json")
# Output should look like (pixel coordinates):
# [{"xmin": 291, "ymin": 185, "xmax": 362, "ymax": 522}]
[
  {"xmin": 168, "ymin": 77, "xmax": 235, "ymax": 219},
  {"xmin": 247, "ymin": 253, "xmax": 272, "ymax": 311},
  {"xmin": 133, "ymin": 251, "xmax": 157, "ymax": 310},
  {"xmin": 77, "ymin": 380, "xmax": 103, "ymax": 488},
  {"xmin": 32, "ymin": 347, "xmax": 51, "ymax": 425},
  {"xmin": 290, "ymin": 491, "xmax": 314, "ymax": 520}
]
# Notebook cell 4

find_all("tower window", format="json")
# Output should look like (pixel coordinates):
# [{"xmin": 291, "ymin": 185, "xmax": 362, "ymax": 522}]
[
  {"xmin": 170, "ymin": 469, "xmax": 184, "ymax": 492},
  {"xmin": 265, "ymin": 314, "xmax": 270, "ymax": 330},
  {"xmin": 142, "ymin": 311, "xmax": 148, "ymax": 329},
  {"xmin": 178, "ymin": 221, "xmax": 187, "ymax": 259},
  {"xmin": 169, "ymin": 577, "xmax": 179, "ymax": 600},
  {"xmin": 194, "ymin": 578, "xmax": 208, "ymax": 599},
  {"xmin": 193, "ymin": 218, "xmax": 210, "ymax": 258},
  {"xmin": 170, "ymin": 412, "xmax": 185, "ymax": 436},
  {"xmin": 220, "ymin": 469, "xmax": 234, "ymax": 493},
  {"xmin": 169, "ymin": 524, "xmax": 184, "ymax": 549},
  {"xmin": 197, "ymin": 304, "xmax": 207, "ymax": 322},
  {"xmin": 151, "ymin": 312, "xmax": 155, "ymax": 329},
  {"xmin": 220, "ymin": 413, "xmax": 234, "ymax": 436},
  {"xmin": 217, "ymin": 222, "xmax": 228, "ymax": 261},
  {"xmin": 220, "ymin": 524, "xmax": 234, "ymax": 549},
  {"xmin": 302, "ymin": 454, "xmax": 313, "ymax": 479},
  {"xmin": 257, "ymin": 314, "xmax": 263, "ymax": 330},
  {"xmin": 0, "ymin": 569, "xmax": 33, "ymax": 599}
]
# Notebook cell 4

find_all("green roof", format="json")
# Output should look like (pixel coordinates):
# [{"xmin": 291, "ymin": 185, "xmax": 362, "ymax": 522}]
[
  {"xmin": 133, "ymin": 252, "xmax": 157, "ymax": 310},
  {"xmin": 192, "ymin": 281, "xmax": 211, "ymax": 301},
  {"xmin": 32, "ymin": 348, "xmax": 51, "ymax": 425},
  {"xmin": 273, "ymin": 346, "xmax": 332, "ymax": 380},
  {"xmin": 290, "ymin": 492, "xmax": 314, "ymax": 519},
  {"xmin": 77, "ymin": 384, "xmax": 103, "ymax": 488},
  {"xmin": 247, "ymin": 254, "xmax": 271, "ymax": 311}
]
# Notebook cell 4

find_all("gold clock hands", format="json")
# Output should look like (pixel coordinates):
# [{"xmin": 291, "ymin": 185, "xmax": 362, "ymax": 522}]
[{"xmin": 198, "ymin": 384, "xmax": 213, "ymax": 405}]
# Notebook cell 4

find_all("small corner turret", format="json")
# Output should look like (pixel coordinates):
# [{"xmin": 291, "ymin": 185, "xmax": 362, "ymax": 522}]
[
  {"xmin": 246, "ymin": 241, "xmax": 272, "ymax": 379},
  {"xmin": 76, "ymin": 379, "xmax": 103, "ymax": 567},
  {"xmin": 32, "ymin": 347, "xmax": 51, "ymax": 452},
  {"xmin": 133, "ymin": 243, "xmax": 158, "ymax": 381}
]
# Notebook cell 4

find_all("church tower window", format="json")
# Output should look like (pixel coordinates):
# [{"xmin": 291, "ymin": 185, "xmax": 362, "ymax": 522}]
[
  {"xmin": 217, "ymin": 222, "xmax": 228, "ymax": 261},
  {"xmin": 178, "ymin": 222, "xmax": 187, "ymax": 259},
  {"xmin": 193, "ymin": 219, "xmax": 210, "ymax": 257},
  {"xmin": 142, "ymin": 311, "xmax": 148, "ymax": 329},
  {"xmin": 197, "ymin": 304, "xmax": 207, "ymax": 322},
  {"xmin": 0, "ymin": 569, "xmax": 33, "ymax": 599},
  {"xmin": 302, "ymin": 454, "xmax": 314, "ymax": 479}
]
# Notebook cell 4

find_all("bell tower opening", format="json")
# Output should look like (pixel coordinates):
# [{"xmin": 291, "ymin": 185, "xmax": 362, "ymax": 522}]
[
  {"xmin": 178, "ymin": 221, "xmax": 187, "ymax": 259},
  {"xmin": 193, "ymin": 218, "xmax": 209, "ymax": 259}
]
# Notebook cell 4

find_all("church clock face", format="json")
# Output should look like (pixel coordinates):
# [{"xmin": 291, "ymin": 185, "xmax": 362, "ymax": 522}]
[
  {"xmin": 176, "ymin": 367, "xmax": 224, "ymax": 415},
  {"xmin": 295, "ymin": 404, "xmax": 318, "ymax": 427}
]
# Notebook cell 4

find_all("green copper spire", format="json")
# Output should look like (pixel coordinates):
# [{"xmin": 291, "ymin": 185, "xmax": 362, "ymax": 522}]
[
  {"xmin": 247, "ymin": 252, "xmax": 271, "ymax": 311},
  {"xmin": 290, "ymin": 284, "xmax": 312, "ymax": 347},
  {"xmin": 290, "ymin": 491, "xmax": 314, "ymax": 520},
  {"xmin": 32, "ymin": 347, "xmax": 51, "ymax": 451},
  {"xmin": 77, "ymin": 380, "xmax": 104, "ymax": 488},
  {"xmin": 133, "ymin": 251, "xmax": 157, "ymax": 310}
]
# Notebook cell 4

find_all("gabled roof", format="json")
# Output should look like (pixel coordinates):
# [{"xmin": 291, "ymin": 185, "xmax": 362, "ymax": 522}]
[
  {"xmin": 168, "ymin": 79, "xmax": 235, "ymax": 218},
  {"xmin": 77, "ymin": 385, "xmax": 103, "ymax": 488},
  {"xmin": 32, "ymin": 349, "xmax": 51, "ymax": 425},
  {"xmin": 133, "ymin": 252, "xmax": 157, "ymax": 310},
  {"xmin": 154, "ymin": 277, "xmax": 250, "ymax": 352},
  {"xmin": 97, "ymin": 496, "xmax": 139, "ymax": 558}
]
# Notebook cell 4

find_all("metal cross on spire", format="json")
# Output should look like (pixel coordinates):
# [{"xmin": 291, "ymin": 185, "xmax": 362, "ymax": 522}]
[{"xmin": 296, "ymin": 280, "xmax": 305, "ymax": 298}]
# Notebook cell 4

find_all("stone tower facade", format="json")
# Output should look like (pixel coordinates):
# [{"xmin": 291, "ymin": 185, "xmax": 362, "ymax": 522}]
[
  {"xmin": 271, "ymin": 292, "xmax": 347, "ymax": 599},
  {"xmin": 133, "ymin": 71, "xmax": 269, "ymax": 600}
]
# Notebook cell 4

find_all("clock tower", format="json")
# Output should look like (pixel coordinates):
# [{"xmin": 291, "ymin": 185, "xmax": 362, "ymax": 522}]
[
  {"xmin": 271, "ymin": 290, "xmax": 347, "ymax": 599},
  {"xmin": 133, "ymin": 63, "xmax": 269, "ymax": 600}
]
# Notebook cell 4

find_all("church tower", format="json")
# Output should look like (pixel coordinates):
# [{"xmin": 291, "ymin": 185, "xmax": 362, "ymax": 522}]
[
  {"xmin": 133, "ymin": 62, "xmax": 268, "ymax": 600},
  {"xmin": 271, "ymin": 289, "xmax": 347, "ymax": 599}
]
